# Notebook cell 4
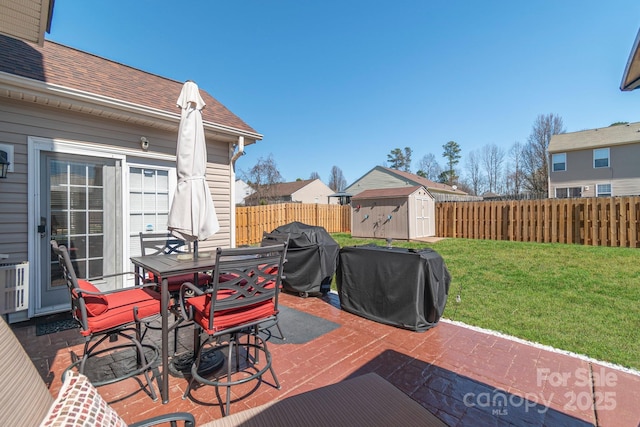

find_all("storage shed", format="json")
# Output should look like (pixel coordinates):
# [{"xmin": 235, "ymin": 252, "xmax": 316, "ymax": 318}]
[{"xmin": 351, "ymin": 186, "xmax": 435, "ymax": 240}]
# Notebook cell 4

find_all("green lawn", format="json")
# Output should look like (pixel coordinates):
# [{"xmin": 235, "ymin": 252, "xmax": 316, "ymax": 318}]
[{"xmin": 330, "ymin": 234, "xmax": 640, "ymax": 370}]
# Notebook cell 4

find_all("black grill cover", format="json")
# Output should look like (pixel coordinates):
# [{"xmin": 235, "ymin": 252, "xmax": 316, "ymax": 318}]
[
  {"xmin": 265, "ymin": 222, "xmax": 340, "ymax": 295},
  {"xmin": 337, "ymin": 245, "xmax": 451, "ymax": 331}
]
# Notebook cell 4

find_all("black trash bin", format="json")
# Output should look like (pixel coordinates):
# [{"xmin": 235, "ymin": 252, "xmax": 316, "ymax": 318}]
[
  {"xmin": 337, "ymin": 245, "xmax": 451, "ymax": 331},
  {"xmin": 263, "ymin": 222, "xmax": 339, "ymax": 297}
]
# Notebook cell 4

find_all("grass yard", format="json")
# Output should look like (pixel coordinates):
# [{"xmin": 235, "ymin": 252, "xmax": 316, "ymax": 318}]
[{"xmin": 330, "ymin": 234, "xmax": 640, "ymax": 371}]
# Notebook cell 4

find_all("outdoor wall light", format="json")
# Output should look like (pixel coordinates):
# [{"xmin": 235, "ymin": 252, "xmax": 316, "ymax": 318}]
[
  {"xmin": 387, "ymin": 215, "xmax": 393, "ymax": 220},
  {"xmin": 0, "ymin": 150, "xmax": 10, "ymax": 179},
  {"xmin": 363, "ymin": 214, "xmax": 369, "ymax": 220},
  {"xmin": 140, "ymin": 137, "xmax": 150, "ymax": 151}
]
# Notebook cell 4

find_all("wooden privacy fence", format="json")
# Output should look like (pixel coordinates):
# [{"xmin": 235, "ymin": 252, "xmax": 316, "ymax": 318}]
[
  {"xmin": 236, "ymin": 203, "xmax": 351, "ymax": 246},
  {"xmin": 436, "ymin": 196, "xmax": 640, "ymax": 248}
]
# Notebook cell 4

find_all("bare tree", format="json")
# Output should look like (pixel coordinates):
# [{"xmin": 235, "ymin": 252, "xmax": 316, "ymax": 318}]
[
  {"xmin": 309, "ymin": 171, "xmax": 320, "ymax": 180},
  {"xmin": 522, "ymin": 113, "xmax": 565, "ymax": 198},
  {"xmin": 386, "ymin": 147, "xmax": 412, "ymax": 172},
  {"xmin": 416, "ymin": 153, "xmax": 442, "ymax": 181},
  {"xmin": 464, "ymin": 149, "xmax": 484, "ymax": 196},
  {"xmin": 505, "ymin": 141, "xmax": 524, "ymax": 197},
  {"xmin": 481, "ymin": 143, "xmax": 505, "ymax": 194},
  {"xmin": 244, "ymin": 154, "xmax": 283, "ymax": 205},
  {"xmin": 328, "ymin": 165, "xmax": 347, "ymax": 192}
]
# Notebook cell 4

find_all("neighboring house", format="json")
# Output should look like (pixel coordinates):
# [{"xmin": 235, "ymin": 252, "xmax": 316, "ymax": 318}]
[
  {"xmin": 244, "ymin": 179, "xmax": 337, "ymax": 205},
  {"xmin": 345, "ymin": 166, "xmax": 474, "ymax": 202},
  {"xmin": 351, "ymin": 186, "xmax": 436, "ymax": 239},
  {"xmin": 0, "ymin": 35, "xmax": 262, "ymax": 321},
  {"xmin": 621, "ymin": 27, "xmax": 640, "ymax": 91},
  {"xmin": 548, "ymin": 123, "xmax": 640, "ymax": 198},
  {"xmin": 235, "ymin": 179, "xmax": 255, "ymax": 205}
]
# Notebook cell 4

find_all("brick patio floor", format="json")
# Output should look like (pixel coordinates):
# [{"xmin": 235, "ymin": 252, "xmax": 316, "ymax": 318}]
[{"xmin": 11, "ymin": 292, "xmax": 640, "ymax": 426}]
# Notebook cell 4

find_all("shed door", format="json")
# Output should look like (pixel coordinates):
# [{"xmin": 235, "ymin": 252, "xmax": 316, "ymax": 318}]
[{"xmin": 415, "ymin": 197, "xmax": 432, "ymax": 237}]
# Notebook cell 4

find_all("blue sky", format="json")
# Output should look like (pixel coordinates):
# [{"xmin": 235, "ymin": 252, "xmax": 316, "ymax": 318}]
[{"xmin": 47, "ymin": 1, "xmax": 640, "ymax": 185}]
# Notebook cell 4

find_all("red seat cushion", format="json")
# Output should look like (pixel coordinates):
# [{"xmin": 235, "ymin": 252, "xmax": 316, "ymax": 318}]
[
  {"xmin": 81, "ymin": 288, "xmax": 161, "ymax": 336},
  {"xmin": 148, "ymin": 272, "xmax": 211, "ymax": 292},
  {"xmin": 186, "ymin": 293, "xmax": 275, "ymax": 334},
  {"xmin": 74, "ymin": 280, "xmax": 108, "ymax": 317}
]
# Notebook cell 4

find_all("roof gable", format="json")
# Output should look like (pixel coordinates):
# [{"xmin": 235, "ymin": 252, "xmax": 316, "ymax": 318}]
[
  {"xmin": 347, "ymin": 166, "xmax": 466, "ymax": 195},
  {"xmin": 549, "ymin": 122, "xmax": 640, "ymax": 152},
  {"xmin": 0, "ymin": 0, "xmax": 53, "ymax": 46},
  {"xmin": 267, "ymin": 179, "xmax": 318, "ymax": 197},
  {"xmin": 0, "ymin": 34, "xmax": 258, "ymax": 136}
]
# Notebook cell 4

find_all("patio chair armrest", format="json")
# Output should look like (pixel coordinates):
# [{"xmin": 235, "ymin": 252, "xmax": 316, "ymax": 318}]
[
  {"xmin": 77, "ymin": 280, "xmax": 159, "ymax": 297},
  {"xmin": 89, "ymin": 271, "xmax": 146, "ymax": 283},
  {"xmin": 128, "ymin": 412, "xmax": 195, "ymax": 427},
  {"xmin": 178, "ymin": 281, "xmax": 205, "ymax": 321}
]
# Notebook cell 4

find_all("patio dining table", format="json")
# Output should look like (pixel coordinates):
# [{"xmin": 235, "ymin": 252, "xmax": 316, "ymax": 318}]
[{"xmin": 130, "ymin": 252, "xmax": 218, "ymax": 404}]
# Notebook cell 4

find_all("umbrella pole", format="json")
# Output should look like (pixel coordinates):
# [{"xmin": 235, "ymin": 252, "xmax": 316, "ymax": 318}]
[{"xmin": 194, "ymin": 240, "xmax": 198, "ymax": 259}]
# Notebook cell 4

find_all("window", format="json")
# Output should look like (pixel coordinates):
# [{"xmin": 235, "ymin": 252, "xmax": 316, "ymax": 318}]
[
  {"xmin": 552, "ymin": 153, "xmax": 566, "ymax": 172},
  {"xmin": 596, "ymin": 184, "xmax": 611, "ymax": 197},
  {"xmin": 593, "ymin": 148, "xmax": 609, "ymax": 168},
  {"xmin": 555, "ymin": 187, "xmax": 582, "ymax": 198}
]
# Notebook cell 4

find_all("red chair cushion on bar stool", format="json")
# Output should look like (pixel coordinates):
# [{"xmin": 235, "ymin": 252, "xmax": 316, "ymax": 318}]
[
  {"xmin": 74, "ymin": 280, "xmax": 108, "ymax": 317},
  {"xmin": 82, "ymin": 288, "xmax": 161, "ymax": 337},
  {"xmin": 187, "ymin": 293, "xmax": 275, "ymax": 334}
]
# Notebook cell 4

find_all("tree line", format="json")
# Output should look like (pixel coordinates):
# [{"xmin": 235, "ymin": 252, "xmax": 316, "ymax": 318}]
[
  {"xmin": 239, "ymin": 112, "xmax": 607, "ymax": 204},
  {"xmin": 387, "ymin": 113, "xmax": 566, "ymax": 198}
]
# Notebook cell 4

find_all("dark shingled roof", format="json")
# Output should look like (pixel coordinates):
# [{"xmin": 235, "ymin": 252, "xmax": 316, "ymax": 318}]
[{"xmin": 0, "ymin": 34, "xmax": 257, "ymax": 134}]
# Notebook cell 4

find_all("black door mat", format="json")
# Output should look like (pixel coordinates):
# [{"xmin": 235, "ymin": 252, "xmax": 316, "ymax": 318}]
[{"xmin": 36, "ymin": 313, "xmax": 79, "ymax": 336}]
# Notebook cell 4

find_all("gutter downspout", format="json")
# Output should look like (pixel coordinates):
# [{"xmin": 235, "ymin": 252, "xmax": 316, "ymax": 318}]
[{"xmin": 230, "ymin": 136, "xmax": 245, "ymax": 247}]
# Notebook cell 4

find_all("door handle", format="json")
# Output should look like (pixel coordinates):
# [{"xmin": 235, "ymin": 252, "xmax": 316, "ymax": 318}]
[{"xmin": 38, "ymin": 217, "xmax": 47, "ymax": 237}]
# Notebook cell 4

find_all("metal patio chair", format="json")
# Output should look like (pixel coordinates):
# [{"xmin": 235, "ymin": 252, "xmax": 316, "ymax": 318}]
[
  {"xmin": 139, "ymin": 232, "xmax": 213, "ymax": 356},
  {"xmin": 50, "ymin": 240, "xmax": 161, "ymax": 400},
  {"xmin": 178, "ymin": 243, "xmax": 288, "ymax": 416}
]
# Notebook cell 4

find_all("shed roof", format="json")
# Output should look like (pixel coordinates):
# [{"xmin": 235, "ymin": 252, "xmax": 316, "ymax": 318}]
[
  {"xmin": 0, "ymin": 34, "xmax": 260, "ymax": 138},
  {"xmin": 352, "ymin": 186, "xmax": 431, "ymax": 200},
  {"xmin": 548, "ymin": 122, "xmax": 640, "ymax": 152}
]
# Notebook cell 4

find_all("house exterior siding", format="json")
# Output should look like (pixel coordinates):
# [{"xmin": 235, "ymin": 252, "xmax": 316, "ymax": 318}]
[
  {"xmin": 549, "ymin": 128, "xmax": 640, "ymax": 198},
  {"xmin": 0, "ymin": 91, "xmax": 241, "ymax": 321},
  {"xmin": 291, "ymin": 179, "xmax": 337, "ymax": 204}
]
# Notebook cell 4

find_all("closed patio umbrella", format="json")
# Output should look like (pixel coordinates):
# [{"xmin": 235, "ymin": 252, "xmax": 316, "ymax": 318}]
[
  {"xmin": 168, "ymin": 80, "xmax": 220, "ymax": 253},
  {"xmin": 167, "ymin": 81, "xmax": 223, "ymax": 377}
]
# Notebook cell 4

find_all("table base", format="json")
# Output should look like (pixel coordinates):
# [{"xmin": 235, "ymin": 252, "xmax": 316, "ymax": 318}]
[{"xmin": 169, "ymin": 349, "xmax": 225, "ymax": 378}]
